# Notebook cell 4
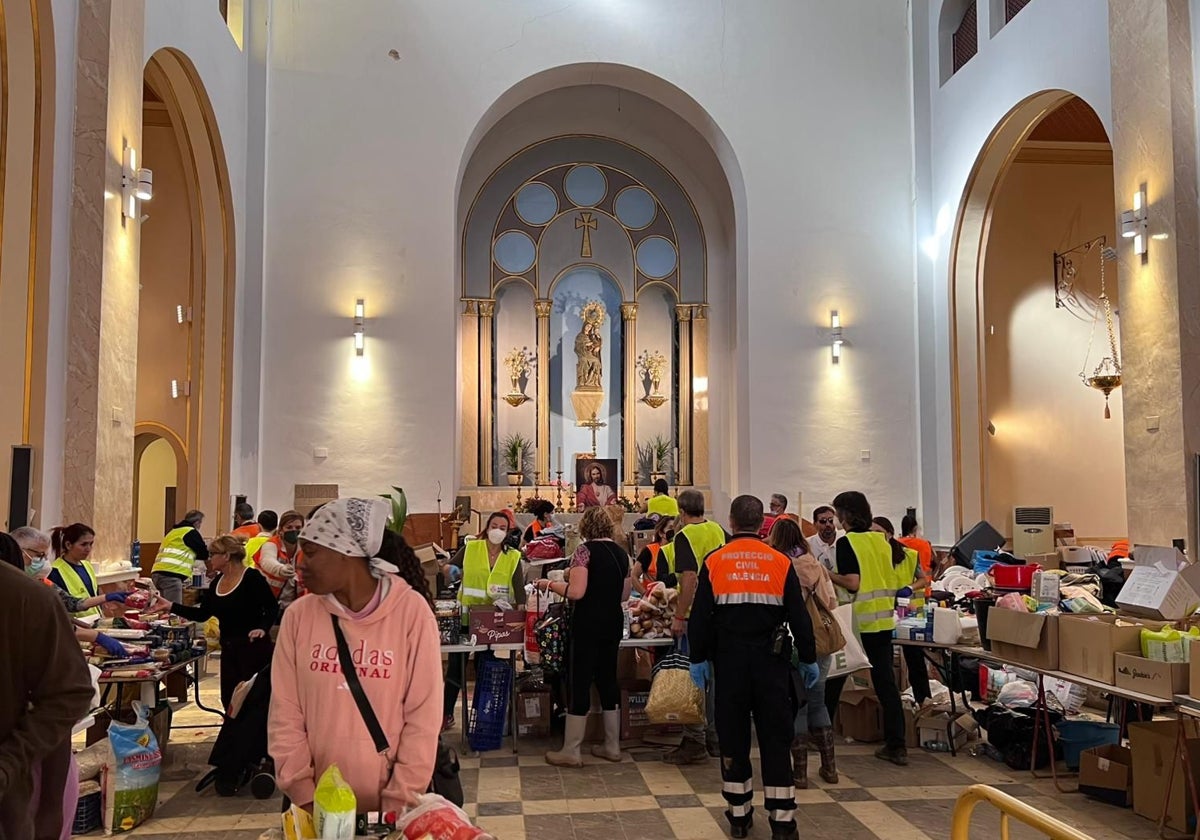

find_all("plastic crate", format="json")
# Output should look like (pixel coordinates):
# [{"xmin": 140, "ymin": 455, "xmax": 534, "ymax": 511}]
[
  {"xmin": 1055, "ymin": 720, "xmax": 1120, "ymax": 770},
  {"xmin": 72, "ymin": 789, "xmax": 101, "ymax": 834},
  {"xmin": 467, "ymin": 658, "xmax": 513, "ymax": 752}
]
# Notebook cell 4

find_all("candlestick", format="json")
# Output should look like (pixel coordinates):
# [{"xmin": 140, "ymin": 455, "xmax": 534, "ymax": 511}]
[{"xmin": 555, "ymin": 470, "xmax": 564, "ymax": 511}]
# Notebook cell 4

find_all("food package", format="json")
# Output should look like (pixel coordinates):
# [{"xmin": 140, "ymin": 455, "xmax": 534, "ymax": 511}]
[
  {"xmin": 313, "ymin": 764, "xmax": 356, "ymax": 840},
  {"xmin": 76, "ymin": 740, "xmax": 108, "ymax": 782},
  {"xmin": 1141, "ymin": 626, "xmax": 1200, "ymax": 662},
  {"xmin": 102, "ymin": 702, "xmax": 162, "ymax": 833},
  {"xmin": 389, "ymin": 793, "xmax": 496, "ymax": 839},
  {"xmin": 204, "ymin": 617, "xmax": 221, "ymax": 651},
  {"xmin": 627, "ymin": 586, "xmax": 677, "ymax": 639},
  {"xmin": 282, "ymin": 804, "xmax": 317, "ymax": 840},
  {"xmin": 123, "ymin": 589, "xmax": 152, "ymax": 611}
]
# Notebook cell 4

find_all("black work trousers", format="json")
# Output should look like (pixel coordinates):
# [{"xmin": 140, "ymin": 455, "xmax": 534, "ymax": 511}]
[
  {"xmin": 714, "ymin": 645, "xmax": 797, "ymax": 834},
  {"xmin": 901, "ymin": 643, "xmax": 932, "ymax": 704},
  {"xmin": 861, "ymin": 629, "xmax": 906, "ymax": 749},
  {"xmin": 567, "ymin": 633, "xmax": 620, "ymax": 715}
]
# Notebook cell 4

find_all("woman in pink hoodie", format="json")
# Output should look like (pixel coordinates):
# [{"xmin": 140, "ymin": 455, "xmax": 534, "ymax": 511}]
[{"xmin": 269, "ymin": 497, "xmax": 442, "ymax": 813}]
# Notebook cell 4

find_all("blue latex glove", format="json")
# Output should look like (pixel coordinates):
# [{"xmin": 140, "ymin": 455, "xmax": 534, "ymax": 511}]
[
  {"xmin": 95, "ymin": 633, "xmax": 127, "ymax": 657},
  {"xmin": 797, "ymin": 661, "xmax": 820, "ymax": 689},
  {"xmin": 104, "ymin": 591, "xmax": 129, "ymax": 603},
  {"xmin": 689, "ymin": 660, "xmax": 712, "ymax": 691}
]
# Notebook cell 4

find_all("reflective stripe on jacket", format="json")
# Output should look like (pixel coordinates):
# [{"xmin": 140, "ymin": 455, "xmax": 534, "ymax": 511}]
[
  {"xmin": 846, "ymin": 531, "xmax": 898, "ymax": 634},
  {"xmin": 459, "ymin": 540, "xmax": 521, "ymax": 626},
  {"xmin": 152, "ymin": 527, "xmax": 197, "ymax": 578}
]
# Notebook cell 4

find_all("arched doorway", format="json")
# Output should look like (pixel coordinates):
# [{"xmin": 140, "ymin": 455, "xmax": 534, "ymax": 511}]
[
  {"xmin": 135, "ymin": 49, "xmax": 235, "ymax": 536},
  {"xmin": 951, "ymin": 91, "xmax": 1126, "ymax": 543},
  {"xmin": 0, "ymin": 0, "xmax": 55, "ymax": 528},
  {"xmin": 455, "ymin": 73, "xmax": 741, "ymax": 510}
]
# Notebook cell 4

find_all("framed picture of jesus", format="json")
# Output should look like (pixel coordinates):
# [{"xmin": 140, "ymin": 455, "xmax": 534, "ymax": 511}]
[{"xmin": 575, "ymin": 457, "xmax": 618, "ymax": 509}]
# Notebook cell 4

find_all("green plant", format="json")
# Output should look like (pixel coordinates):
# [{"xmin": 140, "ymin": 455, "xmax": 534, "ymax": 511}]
[
  {"xmin": 502, "ymin": 432, "xmax": 534, "ymax": 474},
  {"xmin": 380, "ymin": 486, "xmax": 408, "ymax": 534}
]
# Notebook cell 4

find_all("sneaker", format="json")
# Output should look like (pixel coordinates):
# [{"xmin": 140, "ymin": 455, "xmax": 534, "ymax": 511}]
[
  {"xmin": 874, "ymin": 744, "xmax": 908, "ymax": 766},
  {"xmin": 663, "ymin": 738, "xmax": 709, "ymax": 765}
]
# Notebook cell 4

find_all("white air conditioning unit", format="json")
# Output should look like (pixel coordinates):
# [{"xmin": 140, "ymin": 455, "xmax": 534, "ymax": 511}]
[{"xmin": 1013, "ymin": 506, "xmax": 1055, "ymax": 558}]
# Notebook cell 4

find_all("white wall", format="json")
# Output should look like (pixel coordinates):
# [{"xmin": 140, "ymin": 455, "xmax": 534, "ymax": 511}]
[
  {"xmin": 257, "ymin": 1, "xmax": 918, "ymax": 515},
  {"xmin": 913, "ymin": 0, "xmax": 1114, "ymax": 543}
]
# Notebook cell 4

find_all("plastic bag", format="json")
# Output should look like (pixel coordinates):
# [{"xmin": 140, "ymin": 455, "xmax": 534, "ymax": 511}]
[
  {"xmin": 204, "ymin": 617, "xmax": 221, "ymax": 651},
  {"xmin": 995, "ymin": 592, "xmax": 1030, "ymax": 612},
  {"xmin": 391, "ymin": 793, "xmax": 496, "ymax": 839},
  {"xmin": 995, "ymin": 679, "xmax": 1039, "ymax": 708},
  {"xmin": 1141, "ymin": 626, "xmax": 1200, "ymax": 662},
  {"xmin": 313, "ymin": 764, "xmax": 356, "ymax": 840},
  {"xmin": 102, "ymin": 702, "xmax": 162, "ymax": 833}
]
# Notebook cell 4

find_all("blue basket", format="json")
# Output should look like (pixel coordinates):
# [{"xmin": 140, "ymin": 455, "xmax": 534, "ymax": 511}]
[
  {"xmin": 468, "ymin": 657, "xmax": 513, "ymax": 752},
  {"xmin": 1055, "ymin": 720, "xmax": 1120, "ymax": 770},
  {"xmin": 973, "ymin": 550, "xmax": 1005, "ymax": 576}
]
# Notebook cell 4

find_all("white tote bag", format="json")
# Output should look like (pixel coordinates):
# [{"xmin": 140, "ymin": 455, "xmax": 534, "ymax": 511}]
[{"xmin": 826, "ymin": 604, "xmax": 870, "ymax": 678}]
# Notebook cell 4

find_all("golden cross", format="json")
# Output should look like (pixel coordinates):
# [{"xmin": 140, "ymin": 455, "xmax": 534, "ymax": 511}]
[{"xmin": 575, "ymin": 212, "xmax": 598, "ymax": 258}]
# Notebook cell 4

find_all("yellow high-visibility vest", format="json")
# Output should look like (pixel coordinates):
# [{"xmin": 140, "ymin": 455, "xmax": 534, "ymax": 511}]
[
  {"xmin": 51, "ymin": 558, "xmax": 101, "ymax": 618},
  {"xmin": 846, "ymin": 531, "xmax": 898, "ymax": 634},
  {"xmin": 458, "ymin": 540, "xmax": 521, "ymax": 626},
  {"xmin": 152, "ymin": 527, "xmax": 197, "ymax": 578}
]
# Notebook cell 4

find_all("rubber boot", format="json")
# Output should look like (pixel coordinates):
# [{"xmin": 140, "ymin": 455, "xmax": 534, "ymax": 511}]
[
  {"xmin": 545, "ymin": 713, "xmax": 587, "ymax": 767},
  {"xmin": 791, "ymin": 734, "xmax": 809, "ymax": 789},
  {"xmin": 590, "ymin": 709, "xmax": 622, "ymax": 762},
  {"xmin": 813, "ymin": 726, "xmax": 839, "ymax": 784}
]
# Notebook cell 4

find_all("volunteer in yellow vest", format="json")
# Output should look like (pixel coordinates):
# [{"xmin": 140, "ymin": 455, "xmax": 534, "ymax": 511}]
[
  {"xmin": 631, "ymin": 516, "xmax": 675, "ymax": 594},
  {"xmin": 443, "ymin": 511, "xmax": 526, "ymax": 730},
  {"xmin": 688, "ymin": 495, "xmax": 816, "ymax": 840},
  {"xmin": 151, "ymin": 510, "xmax": 208, "ymax": 605},
  {"xmin": 47, "ymin": 523, "xmax": 104, "ymax": 619},
  {"xmin": 243, "ymin": 509, "xmax": 278, "ymax": 569},
  {"xmin": 663, "ymin": 489, "xmax": 728, "ymax": 765},
  {"xmin": 831, "ymin": 491, "xmax": 909, "ymax": 766},
  {"xmin": 873, "ymin": 515, "xmax": 931, "ymax": 709},
  {"xmin": 642, "ymin": 478, "xmax": 679, "ymax": 517}
]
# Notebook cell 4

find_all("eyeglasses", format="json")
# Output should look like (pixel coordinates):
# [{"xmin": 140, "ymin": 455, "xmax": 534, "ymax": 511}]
[{"xmin": 817, "ymin": 518, "xmax": 836, "ymax": 525}]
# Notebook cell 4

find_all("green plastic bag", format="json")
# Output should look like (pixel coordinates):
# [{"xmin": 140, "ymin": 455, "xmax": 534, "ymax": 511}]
[{"xmin": 314, "ymin": 764, "xmax": 356, "ymax": 840}]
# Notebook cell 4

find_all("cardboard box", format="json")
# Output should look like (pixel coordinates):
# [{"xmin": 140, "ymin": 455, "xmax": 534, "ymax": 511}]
[
  {"xmin": 1079, "ymin": 744, "xmax": 1133, "ymax": 807},
  {"xmin": 1058, "ymin": 614, "xmax": 1151, "ymax": 685},
  {"xmin": 1130, "ymin": 719, "xmax": 1200, "ymax": 831},
  {"xmin": 516, "ymin": 687, "xmax": 551, "ymax": 738},
  {"xmin": 986, "ymin": 609, "xmax": 1059, "ymax": 670},
  {"xmin": 837, "ymin": 688, "xmax": 884, "ymax": 743},
  {"xmin": 468, "ymin": 607, "xmax": 526, "ymax": 645},
  {"xmin": 620, "ymin": 681, "xmax": 652, "ymax": 740},
  {"xmin": 1058, "ymin": 546, "xmax": 1092, "ymax": 570},
  {"xmin": 617, "ymin": 647, "xmax": 654, "ymax": 683},
  {"xmin": 1116, "ymin": 545, "xmax": 1200, "ymax": 620},
  {"xmin": 1025, "ymin": 552, "xmax": 1059, "ymax": 571},
  {"xmin": 902, "ymin": 702, "xmax": 920, "ymax": 748},
  {"xmin": 916, "ymin": 709, "xmax": 978, "ymax": 752},
  {"xmin": 1115, "ymin": 652, "xmax": 1189, "ymax": 701}
]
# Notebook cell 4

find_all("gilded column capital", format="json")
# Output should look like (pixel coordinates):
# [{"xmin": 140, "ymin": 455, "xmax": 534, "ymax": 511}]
[
  {"xmin": 534, "ymin": 299, "xmax": 553, "ymax": 318},
  {"xmin": 478, "ymin": 300, "xmax": 496, "ymax": 318},
  {"xmin": 675, "ymin": 304, "xmax": 694, "ymax": 322},
  {"xmin": 620, "ymin": 302, "xmax": 639, "ymax": 321},
  {"xmin": 462, "ymin": 299, "xmax": 479, "ymax": 315},
  {"xmin": 692, "ymin": 305, "xmax": 708, "ymax": 321}
]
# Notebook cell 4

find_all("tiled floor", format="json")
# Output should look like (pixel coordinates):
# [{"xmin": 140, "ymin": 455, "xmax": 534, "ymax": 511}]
[{"xmin": 74, "ymin": 662, "xmax": 1166, "ymax": 840}]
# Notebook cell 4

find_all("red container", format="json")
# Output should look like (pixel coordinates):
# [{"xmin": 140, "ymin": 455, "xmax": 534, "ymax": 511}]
[{"xmin": 989, "ymin": 563, "xmax": 1040, "ymax": 590}]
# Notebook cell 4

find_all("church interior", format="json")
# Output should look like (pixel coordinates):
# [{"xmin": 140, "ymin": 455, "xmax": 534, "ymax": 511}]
[{"xmin": 4, "ymin": 0, "xmax": 1200, "ymax": 838}]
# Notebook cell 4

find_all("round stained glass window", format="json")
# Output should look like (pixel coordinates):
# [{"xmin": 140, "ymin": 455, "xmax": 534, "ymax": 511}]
[
  {"xmin": 614, "ymin": 187, "xmax": 656, "ymax": 229},
  {"xmin": 635, "ymin": 236, "xmax": 677, "ymax": 279},
  {"xmin": 564, "ymin": 165, "xmax": 607, "ymax": 207},
  {"xmin": 514, "ymin": 182, "xmax": 557, "ymax": 225},
  {"xmin": 494, "ymin": 230, "xmax": 536, "ymax": 274}
]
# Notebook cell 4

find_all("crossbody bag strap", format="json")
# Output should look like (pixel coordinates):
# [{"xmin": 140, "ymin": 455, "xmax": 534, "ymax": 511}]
[{"xmin": 330, "ymin": 614, "xmax": 389, "ymax": 755}]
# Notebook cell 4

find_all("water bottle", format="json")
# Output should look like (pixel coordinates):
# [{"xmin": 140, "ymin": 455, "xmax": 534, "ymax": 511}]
[{"xmin": 130, "ymin": 540, "xmax": 141, "ymax": 568}]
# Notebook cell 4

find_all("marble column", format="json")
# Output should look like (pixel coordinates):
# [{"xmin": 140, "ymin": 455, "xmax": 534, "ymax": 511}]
[
  {"xmin": 621, "ymin": 303, "xmax": 639, "ymax": 486},
  {"xmin": 62, "ymin": 0, "xmax": 145, "ymax": 564},
  {"xmin": 692, "ymin": 305, "xmax": 710, "ymax": 487},
  {"xmin": 535, "ymin": 299, "xmax": 552, "ymax": 483},
  {"xmin": 478, "ymin": 300, "xmax": 496, "ymax": 486},
  {"xmin": 675, "ymin": 304, "xmax": 694, "ymax": 486},
  {"xmin": 460, "ymin": 300, "xmax": 481, "ymax": 488},
  {"xmin": 1110, "ymin": 0, "xmax": 1200, "ymax": 549}
]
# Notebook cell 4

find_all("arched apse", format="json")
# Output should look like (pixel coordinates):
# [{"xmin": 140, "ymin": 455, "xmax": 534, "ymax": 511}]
[
  {"xmin": 950, "ymin": 89, "xmax": 1124, "ymax": 540},
  {"xmin": 455, "ymin": 67, "xmax": 744, "ymax": 508},
  {"xmin": 0, "ymin": 0, "xmax": 55, "ymax": 528},
  {"xmin": 138, "ymin": 48, "xmax": 236, "ymax": 532}
]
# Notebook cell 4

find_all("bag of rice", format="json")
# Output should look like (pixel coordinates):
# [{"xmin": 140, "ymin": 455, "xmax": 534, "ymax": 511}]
[{"xmin": 102, "ymin": 702, "xmax": 162, "ymax": 833}]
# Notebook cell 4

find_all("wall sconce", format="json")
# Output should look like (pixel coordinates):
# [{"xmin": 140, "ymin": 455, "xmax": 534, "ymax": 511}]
[
  {"xmin": 170, "ymin": 379, "xmax": 191, "ymax": 399},
  {"xmin": 175, "ymin": 304, "xmax": 193, "ymax": 324},
  {"xmin": 1121, "ymin": 186, "xmax": 1148, "ymax": 257},
  {"xmin": 830, "ymin": 310, "xmax": 844, "ymax": 364},
  {"xmin": 353, "ymin": 298, "xmax": 365, "ymax": 356},
  {"xmin": 121, "ymin": 147, "xmax": 153, "ymax": 221}
]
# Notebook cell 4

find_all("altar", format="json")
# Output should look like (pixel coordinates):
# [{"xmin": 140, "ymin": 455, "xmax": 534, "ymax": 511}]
[{"xmin": 457, "ymin": 137, "xmax": 712, "ymax": 506}]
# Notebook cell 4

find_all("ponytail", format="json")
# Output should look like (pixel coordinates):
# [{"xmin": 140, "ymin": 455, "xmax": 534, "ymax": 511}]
[
  {"xmin": 51, "ymin": 522, "xmax": 95, "ymax": 558},
  {"xmin": 378, "ymin": 529, "xmax": 432, "ymax": 607}
]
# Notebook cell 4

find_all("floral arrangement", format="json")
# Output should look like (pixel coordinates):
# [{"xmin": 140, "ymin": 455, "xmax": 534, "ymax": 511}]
[
  {"xmin": 616, "ymin": 495, "xmax": 639, "ymax": 513},
  {"xmin": 503, "ymin": 346, "xmax": 536, "ymax": 378},
  {"xmin": 636, "ymin": 349, "xmax": 668, "ymax": 382}
]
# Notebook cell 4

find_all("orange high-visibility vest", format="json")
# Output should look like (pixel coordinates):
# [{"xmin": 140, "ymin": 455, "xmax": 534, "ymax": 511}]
[
  {"xmin": 259, "ymin": 535, "xmax": 292, "ymax": 598},
  {"xmin": 706, "ymin": 537, "xmax": 790, "ymax": 605},
  {"xmin": 642, "ymin": 543, "xmax": 662, "ymax": 585}
]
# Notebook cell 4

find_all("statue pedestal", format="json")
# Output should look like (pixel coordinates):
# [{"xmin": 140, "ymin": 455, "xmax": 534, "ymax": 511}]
[{"xmin": 570, "ymin": 388, "xmax": 604, "ymax": 426}]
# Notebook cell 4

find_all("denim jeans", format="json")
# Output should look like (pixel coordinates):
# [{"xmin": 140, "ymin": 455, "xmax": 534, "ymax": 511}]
[{"xmin": 794, "ymin": 656, "xmax": 832, "ymax": 736}]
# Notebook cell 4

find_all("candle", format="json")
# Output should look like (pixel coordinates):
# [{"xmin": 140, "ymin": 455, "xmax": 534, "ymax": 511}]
[
  {"xmin": 674, "ymin": 447, "xmax": 679, "ymax": 474},
  {"xmin": 557, "ymin": 446, "xmax": 563, "ymax": 473}
]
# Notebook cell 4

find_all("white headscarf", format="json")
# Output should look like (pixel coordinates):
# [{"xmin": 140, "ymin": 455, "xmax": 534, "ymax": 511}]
[{"xmin": 299, "ymin": 497, "xmax": 400, "ymax": 579}]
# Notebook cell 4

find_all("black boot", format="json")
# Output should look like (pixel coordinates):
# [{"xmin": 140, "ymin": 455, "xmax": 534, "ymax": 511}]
[
  {"xmin": 771, "ymin": 824, "xmax": 800, "ymax": 840},
  {"xmin": 726, "ymin": 807, "xmax": 754, "ymax": 839}
]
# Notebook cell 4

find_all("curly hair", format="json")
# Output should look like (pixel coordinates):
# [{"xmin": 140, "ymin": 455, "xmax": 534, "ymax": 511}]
[
  {"xmin": 579, "ymin": 506, "xmax": 615, "ymax": 541},
  {"xmin": 208, "ymin": 534, "xmax": 247, "ymax": 563},
  {"xmin": 379, "ymin": 529, "xmax": 432, "ymax": 607}
]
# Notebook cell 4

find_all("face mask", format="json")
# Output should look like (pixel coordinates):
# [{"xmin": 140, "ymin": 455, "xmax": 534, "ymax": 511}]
[
  {"xmin": 25, "ymin": 555, "xmax": 49, "ymax": 578},
  {"xmin": 487, "ymin": 528, "xmax": 507, "ymax": 546},
  {"xmin": 282, "ymin": 531, "xmax": 299, "ymax": 545}
]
